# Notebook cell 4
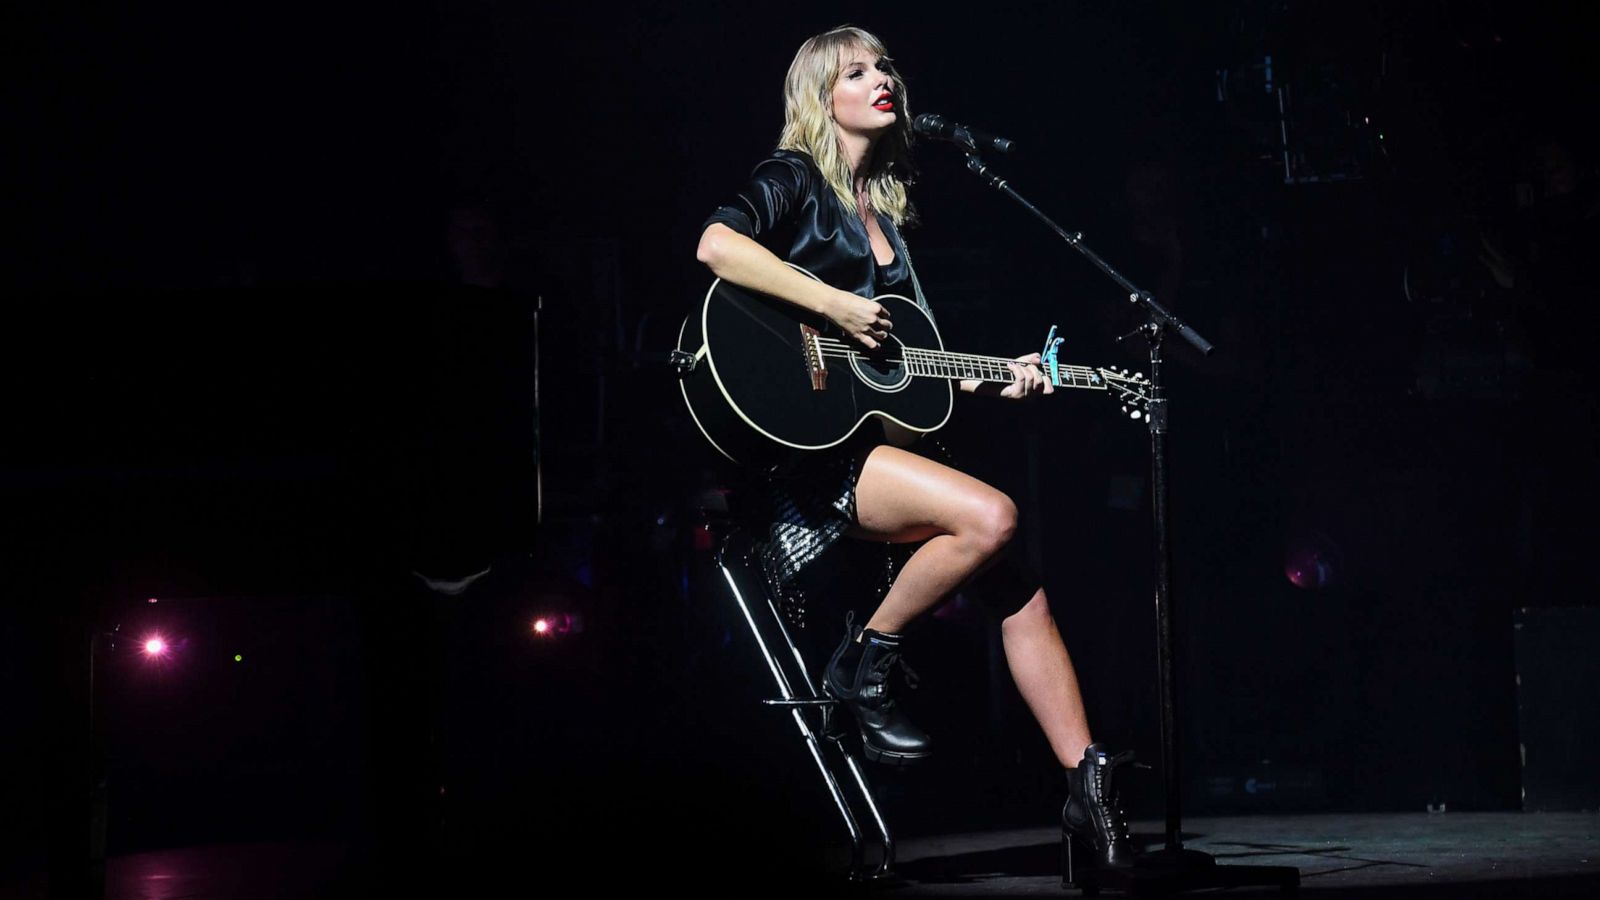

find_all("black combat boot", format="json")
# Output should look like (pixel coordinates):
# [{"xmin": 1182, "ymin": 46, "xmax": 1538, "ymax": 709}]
[
  {"xmin": 1062, "ymin": 742, "xmax": 1138, "ymax": 884},
  {"xmin": 822, "ymin": 611, "xmax": 932, "ymax": 765}
]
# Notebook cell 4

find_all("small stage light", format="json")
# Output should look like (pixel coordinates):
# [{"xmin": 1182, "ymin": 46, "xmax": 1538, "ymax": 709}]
[
  {"xmin": 531, "ymin": 613, "xmax": 584, "ymax": 636},
  {"xmin": 1285, "ymin": 528, "xmax": 1343, "ymax": 590},
  {"xmin": 234, "ymin": 654, "xmax": 243, "ymax": 662},
  {"xmin": 143, "ymin": 637, "xmax": 168, "ymax": 656}
]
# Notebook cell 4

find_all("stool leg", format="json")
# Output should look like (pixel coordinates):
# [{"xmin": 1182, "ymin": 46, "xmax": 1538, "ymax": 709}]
[
  {"xmin": 763, "ymin": 583, "xmax": 897, "ymax": 878},
  {"xmin": 839, "ymin": 752, "xmax": 895, "ymax": 878},
  {"xmin": 792, "ymin": 708, "xmax": 867, "ymax": 874},
  {"xmin": 715, "ymin": 545, "xmax": 897, "ymax": 881},
  {"xmin": 718, "ymin": 562, "xmax": 870, "ymax": 874}
]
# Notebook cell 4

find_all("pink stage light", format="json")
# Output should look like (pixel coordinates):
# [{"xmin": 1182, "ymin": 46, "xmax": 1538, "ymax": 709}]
[
  {"xmin": 1285, "ymin": 529, "xmax": 1343, "ymax": 590},
  {"xmin": 143, "ymin": 637, "xmax": 168, "ymax": 656},
  {"xmin": 533, "ymin": 619, "xmax": 550, "ymax": 635}
]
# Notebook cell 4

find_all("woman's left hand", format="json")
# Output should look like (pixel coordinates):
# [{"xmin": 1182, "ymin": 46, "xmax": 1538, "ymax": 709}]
[{"xmin": 1000, "ymin": 352, "xmax": 1054, "ymax": 400}]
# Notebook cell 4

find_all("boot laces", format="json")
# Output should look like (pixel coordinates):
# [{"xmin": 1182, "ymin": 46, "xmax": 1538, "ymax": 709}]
[
  {"xmin": 1093, "ymin": 753, "xmax": 1134, "ymax": 840},
  {"xmin": 871, "ymin": 647, "xmax": 921, "ymax": 691}
]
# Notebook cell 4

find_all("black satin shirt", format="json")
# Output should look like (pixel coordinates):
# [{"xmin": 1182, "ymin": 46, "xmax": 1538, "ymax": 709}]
[
  {"xmin": 698, "ymin": 149, "xmax": 928, "ymax": 603},
  {"xmin": 703, "ymin": 149, "xmax": 911, "ymax": 295}
]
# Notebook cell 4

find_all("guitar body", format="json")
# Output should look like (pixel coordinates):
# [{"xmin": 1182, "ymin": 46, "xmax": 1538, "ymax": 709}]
[{"xmin": 678, "ymin": 265, "xmax": 953, "ymax": 470}]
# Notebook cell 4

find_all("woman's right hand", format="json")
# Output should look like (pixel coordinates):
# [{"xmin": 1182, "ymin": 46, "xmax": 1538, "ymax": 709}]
[{"xmin": 827, "ymin": 290, "xmax": 893, "ymax": 350}]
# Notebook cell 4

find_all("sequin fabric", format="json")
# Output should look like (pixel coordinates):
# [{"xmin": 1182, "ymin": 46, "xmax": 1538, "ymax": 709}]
[
  {"xmin": 752, "ymin": 434, "xmax": 955, "ymax": 630},
  {"xmin": 752, "ymin": 435, "xmax": 873, "ymax": 617}
]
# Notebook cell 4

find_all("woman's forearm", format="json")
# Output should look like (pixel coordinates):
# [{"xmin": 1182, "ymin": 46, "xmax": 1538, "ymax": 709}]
[{"xmin": 696, "ymin": 223, "xmax": 841, "ymax": 319}]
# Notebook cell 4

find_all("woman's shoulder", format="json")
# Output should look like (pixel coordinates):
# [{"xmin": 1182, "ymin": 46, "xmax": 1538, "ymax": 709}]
[
  {"xmin": 759, "ymin": 147, "xmax": 813, "ymax": 166},
  {"xmin": 751, "ymin": 148, "xmax": 818, "ymax": 184}
]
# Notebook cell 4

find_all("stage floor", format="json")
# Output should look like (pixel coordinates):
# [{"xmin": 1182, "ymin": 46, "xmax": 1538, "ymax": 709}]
[
  {"xmin": 2, "ymin": 812, "xmax": 1595, "ymax": 897},
  {"xmin": 881, "ymin": 811, "xmax": 1598, "ymax": 896}
]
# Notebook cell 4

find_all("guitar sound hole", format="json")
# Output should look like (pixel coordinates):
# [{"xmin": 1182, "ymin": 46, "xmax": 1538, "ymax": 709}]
[{"xmin": 850, "ymin": 337, "xmax": 910, "ymax": 392}]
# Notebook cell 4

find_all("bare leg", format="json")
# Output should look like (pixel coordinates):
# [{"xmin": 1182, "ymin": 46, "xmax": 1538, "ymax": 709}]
[
  {"xmin": 849, "ymin": 445, "xmax": 1093, "ymax": 768},
  {"xmin": 1002, "ymin": 589, "xmax": 1094, "ymax": 768},
  {"xmin": 849, "ymin": 446, "xmax": 1017, "ymax": 634}
]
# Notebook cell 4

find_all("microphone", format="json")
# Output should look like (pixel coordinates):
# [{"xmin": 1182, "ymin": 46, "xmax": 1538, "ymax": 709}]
[{"xmin": 913, "ymin": 113, "xmax": 1016, "ymax": 154}]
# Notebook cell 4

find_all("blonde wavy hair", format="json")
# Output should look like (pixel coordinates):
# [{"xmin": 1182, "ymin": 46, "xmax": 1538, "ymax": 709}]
[{"xmin": 778, "ymin": 25, "xmax": 916, "ymax": 226}]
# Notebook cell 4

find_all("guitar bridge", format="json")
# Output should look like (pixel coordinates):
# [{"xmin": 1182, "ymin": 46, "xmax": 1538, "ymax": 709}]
[{"xmin": 799, "ymin": 324, "xmax": 828, "ymax": 391}]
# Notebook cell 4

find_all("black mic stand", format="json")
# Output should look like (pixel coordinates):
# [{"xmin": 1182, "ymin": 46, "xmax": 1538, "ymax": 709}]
[{"xmin": 960, "ymin": 152, "xmax": 1298, "ymax": 896}]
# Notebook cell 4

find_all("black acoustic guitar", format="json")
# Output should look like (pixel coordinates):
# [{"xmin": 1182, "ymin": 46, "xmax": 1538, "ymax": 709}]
[{"xmin": 676, "ymin": 264, "xmax": 1149, "ymax": 469}]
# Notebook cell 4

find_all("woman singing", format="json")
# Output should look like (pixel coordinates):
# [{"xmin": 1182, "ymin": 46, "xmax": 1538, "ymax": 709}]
[{"xmin": 695, "ymin": 25, "xmax": 1137, "ymax": 871}]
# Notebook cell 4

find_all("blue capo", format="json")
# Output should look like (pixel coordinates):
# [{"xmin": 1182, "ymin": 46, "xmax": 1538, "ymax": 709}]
[{"xmin": 1039, "ymin": 324, "xmax": 1063, "ymax": 387}]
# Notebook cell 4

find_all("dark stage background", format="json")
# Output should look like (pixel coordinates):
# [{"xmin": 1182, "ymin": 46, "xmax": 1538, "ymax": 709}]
[{"xmin": 6, "ymin": 0, "xmax": 1598, "ymax": 890}]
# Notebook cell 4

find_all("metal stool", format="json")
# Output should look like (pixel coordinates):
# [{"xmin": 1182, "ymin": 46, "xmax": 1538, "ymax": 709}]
[{"xmin": 712, "ymin": 527, "xmax": 897, "ymax": 882}]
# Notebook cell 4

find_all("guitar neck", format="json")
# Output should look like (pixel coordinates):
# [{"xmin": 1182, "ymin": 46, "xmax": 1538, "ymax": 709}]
[{"xmin": 901, "ymin": 347, "xmax": 1106, "ymax": 390}]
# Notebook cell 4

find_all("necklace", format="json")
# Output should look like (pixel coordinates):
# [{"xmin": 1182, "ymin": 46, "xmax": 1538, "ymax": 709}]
[{"xmin": 854, "ymin": 178, "xmax": 873, "ymax": 225}]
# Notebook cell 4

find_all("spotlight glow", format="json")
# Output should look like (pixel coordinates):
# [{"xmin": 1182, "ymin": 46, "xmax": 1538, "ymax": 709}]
[
  {"xmin": 143, "ymin": 637, "xmax": 168, "ymax": 656},
  {"xmin": 1285, "ymin": 528, "xmax": 1343, "ymax": 590},
  {"xmin": 533, "ymin": 619, "xmax": 550, "ymax": 635}
]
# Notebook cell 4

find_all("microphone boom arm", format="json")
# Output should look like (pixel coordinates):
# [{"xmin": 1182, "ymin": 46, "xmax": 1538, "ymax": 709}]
[{"xmin": 961, "ymin": 153, "xmax": 1211, "ymax": 355}]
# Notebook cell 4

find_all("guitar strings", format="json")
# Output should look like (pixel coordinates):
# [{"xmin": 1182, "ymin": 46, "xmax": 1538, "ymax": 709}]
[
  {"xmin": 809, "ymin": 344, "xmax": 1145, "ymax": 403},
  {"xmin": 815, "ymin": 340, "xmax": 1093, "ymax": 368},
  {"xmin": 812, "ymin": 335, "xmax": 1100, "ymax": 371},
  {"xmin": 813, "ymin": 357, "xmax": 1102, "ymax": 385},
  {"xmin": 811, "ymin": 337, "xmax": 1106, "ymax": 382},
  {"xmin": 815, "ymin": 351, "xmax": 1099, "ymax": 379}
]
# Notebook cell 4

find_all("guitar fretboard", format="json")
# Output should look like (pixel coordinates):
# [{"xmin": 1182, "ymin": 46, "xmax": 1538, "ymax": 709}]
[
  {"xmin": 900, "ymin": 348, "xmax": 1103, "ymax": 389},
  {"xmin": 812, "ymin": 335, "xmax": 1123, "ymax": 392}
]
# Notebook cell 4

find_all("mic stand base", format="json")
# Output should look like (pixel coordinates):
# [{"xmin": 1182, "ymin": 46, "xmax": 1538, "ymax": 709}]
[{"xmin": 1066, "ymin": 848, "xmax": 1301, "ymax": 896}]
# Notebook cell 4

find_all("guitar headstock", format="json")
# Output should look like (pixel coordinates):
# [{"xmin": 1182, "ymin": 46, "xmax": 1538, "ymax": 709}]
[{"xmin": 1097, "ymin": 367, "xmax": 1152, "ymax": 420}]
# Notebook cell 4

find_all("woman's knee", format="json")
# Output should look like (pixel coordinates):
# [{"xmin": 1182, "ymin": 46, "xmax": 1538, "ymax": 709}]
[
  {"xmin": 1001, "ymin": 588, "xmax": 1052, "ymax": 630},
  {"xmin": 965, "ymin": 491, "xmax": 1018, "ymax": 557}
]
